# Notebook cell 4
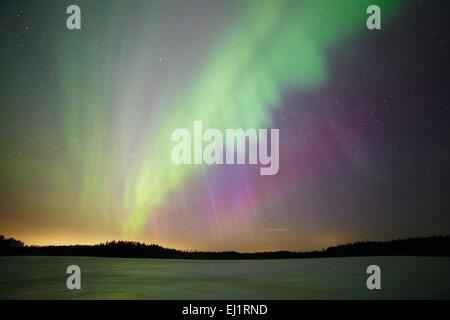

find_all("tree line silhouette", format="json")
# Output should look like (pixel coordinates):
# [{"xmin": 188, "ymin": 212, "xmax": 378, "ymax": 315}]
[{"xmin": 1, "ymin": 234, "xmax": 449, "ymax": 259}]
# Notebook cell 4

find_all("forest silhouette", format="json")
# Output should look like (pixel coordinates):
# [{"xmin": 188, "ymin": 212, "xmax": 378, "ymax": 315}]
[{"xmin": 1, "ymin": 234, "xmax": 449, "ymax": 259}]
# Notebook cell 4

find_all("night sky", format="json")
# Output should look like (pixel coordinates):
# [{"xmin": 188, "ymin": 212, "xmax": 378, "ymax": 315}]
[{"xmin": 1, "ymin": 0, "xmax": 449, "ymax": 251}]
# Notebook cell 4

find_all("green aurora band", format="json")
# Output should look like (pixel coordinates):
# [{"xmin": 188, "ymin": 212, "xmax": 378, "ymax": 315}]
[{"xmin": 119, "ymin": 0, "xmax": 403, "ymax": 234}]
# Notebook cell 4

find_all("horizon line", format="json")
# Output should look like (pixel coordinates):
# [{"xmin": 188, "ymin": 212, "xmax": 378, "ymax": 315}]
[{"xmin": 2, "ymin": 233, "xmax": 449, "ymax": 255}]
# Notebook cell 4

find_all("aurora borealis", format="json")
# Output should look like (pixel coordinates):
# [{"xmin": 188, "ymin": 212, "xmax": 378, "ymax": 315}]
[{"xmin": 1, "ymin": 0, "xmax": 450, "ymax": 251}]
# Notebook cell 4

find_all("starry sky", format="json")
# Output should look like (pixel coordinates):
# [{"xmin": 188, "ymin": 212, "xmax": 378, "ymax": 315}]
[{"xmin": 1, "ymin": 0, "xmax": 449, "ymax": 251}]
